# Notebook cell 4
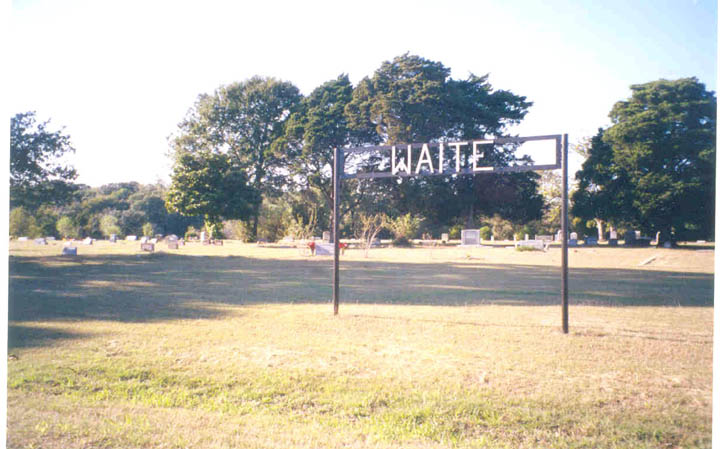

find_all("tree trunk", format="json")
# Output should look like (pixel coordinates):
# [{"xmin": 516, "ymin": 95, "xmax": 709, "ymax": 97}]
[
  {"xmin": 464, "ymin": 203, "xmax": 475, "ymax": 229},
  {"xmin": 596, "ymin": 218, "xmax": 605, "ymax": 241}
]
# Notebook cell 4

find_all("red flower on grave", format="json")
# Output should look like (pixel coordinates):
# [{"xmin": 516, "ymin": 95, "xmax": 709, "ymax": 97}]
[{"xmin": 308, "ymin": 241, "xmax": 316, "ymax": 250}]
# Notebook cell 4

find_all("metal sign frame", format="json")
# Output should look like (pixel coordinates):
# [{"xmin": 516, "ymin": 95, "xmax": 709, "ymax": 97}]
[{"xmin": 332, "ymin": 134, "xmax": 570, "ymax": 333}]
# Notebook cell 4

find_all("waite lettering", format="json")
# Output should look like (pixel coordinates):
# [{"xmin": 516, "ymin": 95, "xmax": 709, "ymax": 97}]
[{"xmin": 391, "ymin": 141, "xmax": 494, "ymax": 175}]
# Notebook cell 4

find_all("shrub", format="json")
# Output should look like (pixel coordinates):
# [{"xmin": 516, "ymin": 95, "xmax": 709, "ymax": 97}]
[
  {"xmin": 9, "ymin": 207, "xmax": 41, "ymax": 238},
  {"xmin": 479, "ymin": 226, "xmax": 492, "ymax": 240},
  {"xmin": 142, "ymin": 222, "xmax": 155, "ymax": 237},
  {"xmin": 448, "ymin": 224, "xmax": 463, "ymax": 239},
  {"xmin": 223, "ymin": 220, "xmax": 252, "ymax": 242},
  {"xmin": 390, "ymin": 213, "xmax": 422, "ymax": 240},
  {"xmin": 392, "ymin": 236, "xmax": 412, "ymax": 247},
  {"xmin": 99, "ymin": 215, "xmax": 121, "ymax": 238},
  {"xmin": 56, "ymin": 216, "xmax": 80, "ymax": 239},
  {"xmin": 185, "ymin": 226, "xmax": 199, "ymax": 240}
]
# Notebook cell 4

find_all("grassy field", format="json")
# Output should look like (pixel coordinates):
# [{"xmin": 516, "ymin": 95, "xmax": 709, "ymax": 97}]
[{"xmin": 7, "ymin": 240, "xmax": 714, "ymax": 448}]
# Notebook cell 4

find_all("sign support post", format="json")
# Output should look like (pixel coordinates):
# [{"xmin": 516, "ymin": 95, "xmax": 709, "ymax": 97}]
[
  {"xmin": 333, "ymin": 147, "xmax": 341, "ymax": 315},
  {"xmin": 561, "ymin": 134, "xmax": 569, "ymax": 334}
]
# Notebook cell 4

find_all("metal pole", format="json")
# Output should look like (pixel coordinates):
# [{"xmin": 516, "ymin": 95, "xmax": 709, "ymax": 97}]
[
  {"xmin": 333, "ymin": 147, "xmax": 341, "ymax": 315},
  {"xmin": 561, "ymin": 134, "xmax": 569, "ymax": 333}
]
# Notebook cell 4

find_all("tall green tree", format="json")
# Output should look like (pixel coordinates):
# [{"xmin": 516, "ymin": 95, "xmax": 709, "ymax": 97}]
[
  {"xmin": 573, "ymin": 78, "xmax": 716, "ymax": 243},
  {"xmin": 171, "ymin": 77, "xmax": 301, "ymax": 238},
  {"xmin": 10, "ymin": 112, "xmax": 78, "ymax": 209},
  {"xmin": 344, "ymin": 54, "xmax": 540, "ymax": 229},
  {"xmin": 165, "ymin": 150, "xmax": 261, "ymax": 235}
]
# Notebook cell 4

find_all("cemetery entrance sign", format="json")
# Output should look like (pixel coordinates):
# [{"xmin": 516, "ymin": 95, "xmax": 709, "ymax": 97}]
[{"xmin": 332, "ymin": 134, "xmax": 570, "ymax": 333}]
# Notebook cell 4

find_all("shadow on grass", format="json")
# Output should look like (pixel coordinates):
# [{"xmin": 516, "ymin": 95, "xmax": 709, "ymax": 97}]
[
  {"xmin": 8, "ymin": 324, "xmax": 91, "ymax": 350},
  {"xmin": 9, "ymin": 253, "xmax": 713, "ymax": 325}
]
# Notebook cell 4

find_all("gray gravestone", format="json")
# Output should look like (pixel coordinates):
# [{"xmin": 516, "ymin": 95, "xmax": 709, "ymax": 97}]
[
  {"xmin": 584, "ymin": 237, "xmax": 598, "ymax": 246},
  {"xmin": 517, "ymin": 240, "xmax": 545, "ymax": 250},
  {"xmin": 110, "ymin": 234, "xmax": 117, "ymax": 243},
  {"xmin": 167, "ymin": 241, "xmax": 179, "ymax": 250},
  {"xmin": 624, "ymin": 230, "xmax": 636, "ymax": 246},
  {"xmin": 315, "ymin": 243, "xmax": 334, "ymax": 255},
  {"xmin": 61, "ymin": 247, "xmax": 77, "ymax": 256},
  {"xmin": 441, "ymin": 233, "xmax": 449, "ymax": 242},
  {"xmin": 141, "ymin": 243, "xmax": 155, "ymax": 252},
  {"xmin": 126, "ymin": 235, "xmax": 137, "ymax": 241},
  {"xmin": 34, "ymin": 238, "xmax": 47, "ymax": 245},
  {"xmin": 461, "ymin": 229, "xmax": 480, "ymax": 246},
  {"xmin": 322, "ymin": 231, "xmax": 331, "ymax": 242}
]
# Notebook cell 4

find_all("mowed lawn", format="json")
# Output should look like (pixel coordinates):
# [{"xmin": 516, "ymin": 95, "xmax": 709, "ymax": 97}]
[{"xmin": 7, "ymin": 241, "xmax": 714, "ymax": 448}]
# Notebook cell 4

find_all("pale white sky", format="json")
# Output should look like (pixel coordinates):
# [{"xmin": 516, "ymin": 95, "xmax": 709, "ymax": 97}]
[{"xmin": 8, "ymin": 0, "xmax": 717, "ymax": 186}]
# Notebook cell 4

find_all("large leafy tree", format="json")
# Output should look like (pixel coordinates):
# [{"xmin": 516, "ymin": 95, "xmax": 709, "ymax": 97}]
[
  {"xmin": 165, "ymin": 150, "xmax": 260, "ymax": 235},
  {"xmin": 344, "ymin": 54, "xmax": 540, "ymax": 229},
  {"xmin": 10, "ymin": 111, "xmax": 78, "ymax": 209},
  {"xmin": 573, "ymin": 78, "xmax": 716, "ymax": 243},
  {"xmin": 171, "ymin": 77, "xmax": 301, "ymax": 237}
]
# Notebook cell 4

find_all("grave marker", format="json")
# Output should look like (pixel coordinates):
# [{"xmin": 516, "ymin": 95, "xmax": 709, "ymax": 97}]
[{"xmin": 61, "ymin": 247, "xmax": 77, "ymax": 256}]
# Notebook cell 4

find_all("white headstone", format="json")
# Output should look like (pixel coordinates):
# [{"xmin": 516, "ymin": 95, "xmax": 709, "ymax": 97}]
[
  {"xmin": 140, "ymin": 236, "xmax": 149, "ymax": 244},
  {"xmin": 461, "ymin": 229, "xmax": 480, "ymax": 246},
  {"xmin": 126, "ymin": 235, "xmax": 137, "ymax": 241},
  {"xmin": 82, "ymin": 237, "xmax": 93, "ymax": 245},
  {"xmin": 569, "ymin": 232, "xmax": 578, "ymax": 240},
  {"xmin": 315, "ymin": 243, "xmax": 335, "ymax": 256},
  {"xmin": 609, "ymin": 230, "xmax": 617, "ymax": 240},
  {"xmin": 200, "ymin": 231, "xmax": 207, "ymax": 242},
  {"xmin": 17, "ymin": 237, "xmax": 28, "ymax": 242},
  {"xmin": 61, "ymin": 246, "xmax": 77, "ymax": 256}
]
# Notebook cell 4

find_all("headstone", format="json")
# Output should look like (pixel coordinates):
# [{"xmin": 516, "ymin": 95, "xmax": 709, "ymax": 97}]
[
  {"xmin": 322, "ymin": 231, "xmax": 331, "ymax": 242},
  {"xmin": 608, "ymin": 238, "xmax": 618, "ymax": 246},
  {"xmin": 140, "ymin": 236, "xmax": 149, "ymax": 244},
  {"xmin": 517, "ymin": 240, "xmax": 545, "ymax": 250},
  {"xmin": 200, "ymin": 231, "xmax": 207, "ymax": 242},
  {"xmin": 17, "ymin": 237, "xmax": 28, "ymax": 242},
  {"xmin": 167, "ymin": 241, "xmax": 179, "ymax": 250},
  {"xmin": 535, "ymin": 235, "xmax": 553, "ymax": 242},
  {"xmin": 214, "ymin": 240, "xmax": 224, "ymax": 246},
  {"xmin": 584, "ymin": 237, "xmax": 598, "ymax": 246},
  {"xmin": 635, "ymin": 230, "xmax": 641, "ymax": 239},
  {"xmin": 609, "ymin": 230, "xmax": 618, "ymax": 240},
  {"xmin": 569, "ymin": 232, "xmax": 578, "ymax": 240},
  {"xmin": 624, "ymin": 230, "xmax": 636, "ymax": 246},
  {"xmin": 149, "ymin": 238, "xmax": 158, "ymax": 244},
  {"xmin": 663, "ymin": 241, "xmax": 672, "ymax": 248},
  {"xmin": 126, "ymin": 235, "xmax": 137, "ymax": 241},
  {"xmin": 61, "ymin": 246, "xmax": 77, "ymax": 256},
  {"xmin": 110, "ymin": 234, "xmax": 117, "ymax": 243},
  {"xmin": 141, "ymin": 242, "xmax": 155, "ymax": 252},
  {"xmin": 461, "ymin": 229, "xmax": 480, "ymax": 246},
  {"xmin": 441, "ymin": 233, "xmax": 449, "ymax": 242},
  {"xmin": 167, "ymin": 234, "xmax": 179, "ymax": 241},
  {"xmin": 371, "ymin": 238, "xmax": 381, "ymax": 247},
  {"xmin": 556, "ymin": 230, "xmax": 563, "ymax": 241},
  {"xmin": 524, "ymin": 234, "xmax": 529, "ymax": 241},
  {"xmin": 34, "ymin": 238, "xmax": 47, "ymax": 245},
  {"xmin": 83, "ymin": 237, "xmax": 93, "ymax": 245},
  {"xmin": 655, "ymin": 231, "xmax": 661, "ymax": 244},
  {"xmin": 491, "ymin": 235, "xmax": 494, "ymax": 242},
  {"xmin": 315, "ymin": 243, "xmax": 335, "ymax": 256},
  {"xmin": 46, "ymin": 236, "xmax": 56, "ymax": 241},
  {"xmin": 569, "ymin": 238, "xmax": 578, "ymax": 247}
]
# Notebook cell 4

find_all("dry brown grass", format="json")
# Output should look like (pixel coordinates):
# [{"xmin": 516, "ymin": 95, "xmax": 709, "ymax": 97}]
[{"xmin": 7, "ymin": 239, "xmax": 714, "ymax": 448}]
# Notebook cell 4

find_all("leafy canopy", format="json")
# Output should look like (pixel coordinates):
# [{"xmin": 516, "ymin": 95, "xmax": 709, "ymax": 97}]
[
  {"xmin": 572, "ymin": 78, "xmax": 716, "ymax": 241},
  {"xmin": 10, "ymin": 111, "xmax": 78, "ymax": 209}
]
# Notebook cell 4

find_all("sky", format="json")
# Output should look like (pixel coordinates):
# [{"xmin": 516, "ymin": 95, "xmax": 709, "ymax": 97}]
[{"xmin": 7, "ymin": 0, "xmax": 718, "ymax": 187}]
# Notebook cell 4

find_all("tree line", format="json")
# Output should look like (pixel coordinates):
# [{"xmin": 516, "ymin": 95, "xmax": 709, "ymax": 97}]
[{"xmin": 10, "ymin": 55, "xmax": 716, "ymax": 244}]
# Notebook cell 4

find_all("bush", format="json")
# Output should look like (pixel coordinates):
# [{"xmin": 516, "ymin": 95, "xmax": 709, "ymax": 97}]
[
  {"xmin": 390, "ymin": 213, "xmax": 422, "ymax": 240},
  {"xmin": 56, "ymin": 216, "xmax": 80, "ymax": 239},
  {"xmin": 100, "ymin": 215, "xmax": 121, "ymax": 238},
  {"xmin": 223, "ymin": 220, "xmax": 252, "ymax": 242},
  {"xmin": 479, "ymin": 226, "xmax": 492, "ymax": 240},
  {"xmin": 448, "ymin": 224, "xmax": 463, "ymax": 239},
  {"xmin": 9, "ymin": 207, "xmax": 41, "ymax": 238},
  {"xmin": 185, "ymin": 226, "xmax": 199, "ymax": 240},
  {"xmin": 142, "ymin": 222, "xmax": 155, "ymax": 237},
  {"xmin": 392, "ymin": 236, "xmax": 412, "ymax": 247}
]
